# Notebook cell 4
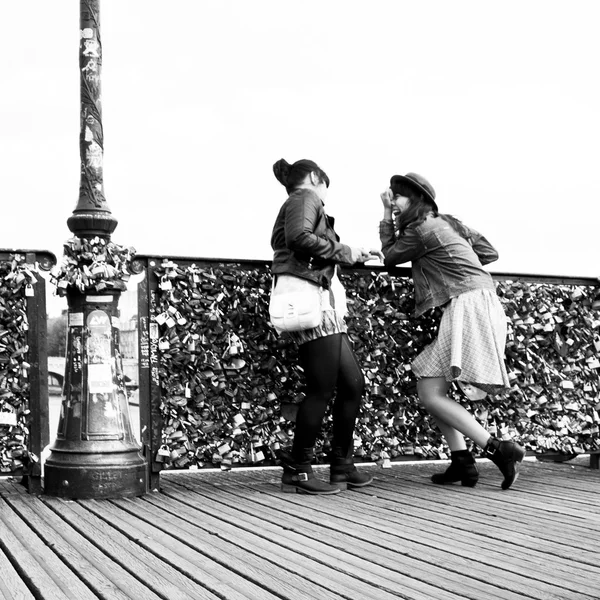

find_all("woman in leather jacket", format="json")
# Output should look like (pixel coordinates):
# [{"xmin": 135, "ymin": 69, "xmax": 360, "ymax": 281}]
[
  {"xmin": 271, "ymin": 158, "xmax": 381, "ymax": 494},
  {"xmin": 379, "ymin": 172, "xmax": 525, "ymax": 490}
]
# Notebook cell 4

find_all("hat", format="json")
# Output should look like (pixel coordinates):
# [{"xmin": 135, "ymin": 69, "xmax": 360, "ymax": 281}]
[{"xmin": 390, "ymin": 172, "xmax": 437, "ymax": 210}]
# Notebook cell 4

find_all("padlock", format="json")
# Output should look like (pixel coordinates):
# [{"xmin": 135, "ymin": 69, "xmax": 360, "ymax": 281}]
[{"xmin": 156, "ymin": 444, "xmax": 171, "ymax": 463}]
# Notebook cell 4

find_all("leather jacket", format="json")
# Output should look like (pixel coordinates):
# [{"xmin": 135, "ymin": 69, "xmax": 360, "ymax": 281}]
[
  {"xmin": 271, "ymin": 188, "xmax": 355, "ymax": 288},
  {"xmin": 380, "ymin": 213, "xmax": 498, "ymax": 316}
]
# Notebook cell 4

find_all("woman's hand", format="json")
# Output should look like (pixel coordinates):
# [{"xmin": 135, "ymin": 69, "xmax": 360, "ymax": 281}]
[
  {"xmin": 351, "ymin": 247, "xmax": 384, "ymax": 263},
  {"xmin": 381, "ymin": 188, "xmax": 394, "ymax": 220},
  {"xmin": 380, "ymin": 188, "xmax": 394, "ymax": 209}
]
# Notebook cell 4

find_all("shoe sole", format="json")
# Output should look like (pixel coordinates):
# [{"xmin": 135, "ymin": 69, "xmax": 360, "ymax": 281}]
[
  {"xmin": 332, "ymin": 476, "xmax": 375, "ymax": 491},
  {"xmin": 281, "ymin": 484, "xmax": 340, "ymax": 495}
]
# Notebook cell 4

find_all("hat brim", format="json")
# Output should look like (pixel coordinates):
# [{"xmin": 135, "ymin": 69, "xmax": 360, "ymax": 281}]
[{"xmin": 390, "ymin": 174, "xmax": 438, "ymax": 209}]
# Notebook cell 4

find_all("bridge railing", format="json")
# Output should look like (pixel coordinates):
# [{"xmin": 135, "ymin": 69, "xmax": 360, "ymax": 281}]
[
  {"xmin": 130, "ymin": 255, "xmax": 600, "ymax": 489},
  {"xmin": 0, "ymin": 249, "xmax": 56, "ymax": 493}
]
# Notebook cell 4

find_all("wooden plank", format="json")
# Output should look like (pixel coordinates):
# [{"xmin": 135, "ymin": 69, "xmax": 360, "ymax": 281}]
[
  {"xmin": 227, "ymin": 473, "xmax": 600, "ymax": 588},
  {"xmin": 0, "ymin": 546, "xmax": 35, "ymax": 600},
  {"xmin": 161, "ymin": 475, "xmax": 505, "ymax": 600},
  {"xmin": 0, "ymin": 500, "xmax": 96, "ymax": 600},
  {"xmin": 130, "ymin": 491, "xmax": 405, "ymax": 600},
  {"xmin": 370, "ymin": 480, "xmax": 599, "ymax": 541},
  {"xmin": 80, "ymin": 497, "xmax": 296, "ymax": 600},
  {"xmin": 11, "ymin": 495, "xmax": 174, "ymax": 600},
  {"xmin": 166, "ymin": 468, "xmax": 600, "ymax": 600},
  {"xmin": 2, "ymin": 459, "xmax": 599, "ymax": 600},
  {"xmin": 373, "ymin": 468, "xmax": 600, "ymax": 551},
  {"xmin": 109, "ymin": 495, "xmax": 352, "ymax": 600},
  {"xmin": 351, "ymin": 471, "xmax": 600, "ymax": 562},
  {"xmin": 41, "ymin": 496, "xmax": 229, "ymax": 600},
  {"xmin": 174, "ymin": 477, "xmax": 570, "ymax": 600},
  {"xmin": 358, "ymin": 480, "xmax": 600, "ymax": 569},
  {"xmin": 0, "ymin": 478, "xmax": 27, "ymax": 497},
  {"xmin": 376, "ymin": 463, "xmax": 600, "ymax": 527}
]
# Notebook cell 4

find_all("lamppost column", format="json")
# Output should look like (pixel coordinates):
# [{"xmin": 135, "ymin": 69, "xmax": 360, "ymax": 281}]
[
  {"xmin": 44, "ymin": 0, "xmax": 147, "ymax": 499},
  {"xmin": 68, "ymin": 0, "xmax": 116, "ymax": 237}
]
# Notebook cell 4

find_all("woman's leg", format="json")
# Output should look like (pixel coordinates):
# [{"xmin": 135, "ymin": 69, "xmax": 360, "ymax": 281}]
[
  {"xmin": 293, "ymin": 334, "xmax": 343, "ymax": 451},
  {"xmin": 280, "ymin": 334, "xmax": 344, "ymax": 494},
  {"xmin": 417, "ymin": 377, "xmax": 491, "ymax": 449},
  {"xmin": 330, "ymin": 334, "xmax": 365, "ymax": 454},
  {"xmin": 329, "ymin": 334, "xmax": 373, "ymax": 488}
]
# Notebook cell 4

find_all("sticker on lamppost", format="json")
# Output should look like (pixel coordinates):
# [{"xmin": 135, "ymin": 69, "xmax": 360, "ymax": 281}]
[
  {"xmin": 87, "ymin": 363, "xmax": 114, "ymax": 394},
  {"xmin": 86, "ymin": 310, "xmax": 114, "ymax": 394}
]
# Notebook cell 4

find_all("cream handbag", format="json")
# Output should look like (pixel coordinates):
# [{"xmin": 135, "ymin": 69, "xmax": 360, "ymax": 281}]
[{"xmin": 269, "ymin": 275, "xmax": 323, "ymax": 333}]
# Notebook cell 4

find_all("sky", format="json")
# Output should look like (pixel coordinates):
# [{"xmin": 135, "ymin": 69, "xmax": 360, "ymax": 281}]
[{"xmin": 1, "ymin": 0, "xmax": 599, "ymax": 318}]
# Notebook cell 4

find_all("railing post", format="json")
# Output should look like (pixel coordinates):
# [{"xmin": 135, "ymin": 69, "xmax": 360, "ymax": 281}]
[
  {"xmin": 24, "ymin": 252, "xmax": 55, "ymax": 493},
  {"xmin": 133, "ymin": 258, "xmax": 163, "ymax": 490},
  {"xmin": 44, "ymin": 0, "xmax": 147, "ymax": 498}
]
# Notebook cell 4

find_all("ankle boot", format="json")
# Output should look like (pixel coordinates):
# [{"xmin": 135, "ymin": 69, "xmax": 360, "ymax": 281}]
[
  {"xmin": 329, "ymin": 447, "xmax": 374, "ymax": 490},
  {"xmin": 484, "ymin": 437, "xmax": 525, "ymax": 490},
  {"xmin": 279, "ymin": 448, "xmax": 340, "ymax": 495},
  {"xmin": 431, "ymin": 450, "xmax": 479, "ymax": 487}
]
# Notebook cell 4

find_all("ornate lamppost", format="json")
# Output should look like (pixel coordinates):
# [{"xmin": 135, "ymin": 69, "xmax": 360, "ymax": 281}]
[{"xmin": 44, "ymin": 0, "xmax": 147, "ymax": 498}]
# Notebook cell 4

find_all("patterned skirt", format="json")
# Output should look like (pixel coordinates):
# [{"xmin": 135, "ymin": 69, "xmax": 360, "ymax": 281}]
[{"xmin": 411, "ymin": 288, "xmax": 510, "ymax": 395}]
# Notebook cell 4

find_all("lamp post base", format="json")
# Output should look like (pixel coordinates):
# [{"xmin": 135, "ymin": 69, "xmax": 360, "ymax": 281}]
[{"xmin": 44, "ymin": 451, "xmax": 147, "ymax": 499}]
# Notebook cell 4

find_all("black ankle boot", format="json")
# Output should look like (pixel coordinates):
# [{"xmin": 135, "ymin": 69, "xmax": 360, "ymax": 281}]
[
  {"xmin": 279, "ymin": 448, "xmax": 340, "ymax": 495},
  {"xmin": 484, "ymin": 437, "xmax": 525, "ymax": 490},
  {"xmin": 329, "ymin": 447, "xmax": 374, "ymax": 490},
  {"xmin": 431, "ymin": 450, "xmax": 479, "ymax": 487}
]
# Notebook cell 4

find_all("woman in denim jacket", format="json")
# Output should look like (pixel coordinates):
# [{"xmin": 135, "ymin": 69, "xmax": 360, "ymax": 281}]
[
  {"xmin": 271, "ymin": 158, "xmax": 381, "ymax": 494},
  {"xmin": 379, "ymin": 172, "xmax": 525, "ymax": 490}
]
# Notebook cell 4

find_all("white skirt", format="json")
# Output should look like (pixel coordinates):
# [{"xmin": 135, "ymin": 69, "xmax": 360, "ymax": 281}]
[{"xmin": 411, "ymin": 289, "xmax": 510, "ymax": 394}]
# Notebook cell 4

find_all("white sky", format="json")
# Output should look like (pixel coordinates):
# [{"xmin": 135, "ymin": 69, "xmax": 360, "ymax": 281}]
[{"xmin": 2, "ymin": 0, "xmax": 599, "ymax": 316}]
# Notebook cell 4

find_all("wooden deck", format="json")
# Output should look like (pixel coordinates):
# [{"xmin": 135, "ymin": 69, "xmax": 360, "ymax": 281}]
[{"xmin": 0, "ymin": 458, "xmax": 598, "ymax": 600}]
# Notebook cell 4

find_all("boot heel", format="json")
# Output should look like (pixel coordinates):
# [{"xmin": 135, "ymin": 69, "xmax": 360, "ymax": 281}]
[
  {"xmin": 432, "ymin": 451, "xmax": 478, "ymax": 487},
  {"xmin": 333, "ymin": 481, "xmax": 348, "ymax": 491},
  {"xmin": 485, "ymin": 438, "xmax": 526, "ymax": 490},
  {"xmin": 281, "ymin": 483, "xmax": 298, "ymax": 493}
]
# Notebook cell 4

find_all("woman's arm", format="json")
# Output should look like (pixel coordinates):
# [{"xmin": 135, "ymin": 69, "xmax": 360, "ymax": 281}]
[
  {"xmin": 284, "ymin": 190, "xmax": 356, "ymax": 264},
  {"xmin": 379, "ymin": 220, "xmax": 424, "ymax": 267},
  {"xmin": 467, "ymin": 227, "xmax": 499, "ymax": 265}
]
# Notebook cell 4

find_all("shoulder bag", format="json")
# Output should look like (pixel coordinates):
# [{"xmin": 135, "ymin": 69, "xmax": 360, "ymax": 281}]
[{"xmin": 269, "ymin": 274, "xmax": 323, "ymax": 333}]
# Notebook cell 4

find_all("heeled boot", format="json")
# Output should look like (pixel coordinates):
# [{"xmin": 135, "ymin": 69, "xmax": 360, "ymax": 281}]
[
  {"xmin": 484, "ymin": 437, "xmax": 525, "ymax": 490},
  {"xmin": 431, "ymin": 450, "xmax": 479, "ymax": 487},
  {"xmin": 279, "ymin": 448, "xmax": 340, "ymax": 495},
  {"xmin": 329, "ymin": 447, "xmax": 374, "ymax": 490}
]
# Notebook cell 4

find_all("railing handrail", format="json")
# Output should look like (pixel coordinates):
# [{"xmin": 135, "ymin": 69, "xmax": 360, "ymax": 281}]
[
  {"xmin": 133, "ymin": 254, "xmax": 600, "ymax": 288},
  {"xmin": 0, "ymin": 249, "xmax": 57, "ymax": 271}
]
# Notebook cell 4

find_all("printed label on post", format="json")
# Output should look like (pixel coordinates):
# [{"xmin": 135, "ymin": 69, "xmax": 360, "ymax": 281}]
[
  {"xmin": 69, "ymin": 313, "xmax": 84, "ymax": 327},
  {"xmin": 87, "ymin": 363, "xmax": 114, "ymax": 394},
  {"xmin": 86, "ymin": 295, "xmax": 114, "ymax": 303}
]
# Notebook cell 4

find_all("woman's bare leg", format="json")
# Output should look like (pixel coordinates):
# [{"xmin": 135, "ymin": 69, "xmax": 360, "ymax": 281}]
[{"xmin": 417, "ymin": 377, "xmax": 491, "ymax": 449}]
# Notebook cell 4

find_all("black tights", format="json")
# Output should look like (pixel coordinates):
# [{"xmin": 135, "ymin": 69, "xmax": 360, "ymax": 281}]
[{"xmin": 292, "ymin": 333, "xmax": 365, "ymax": 455}]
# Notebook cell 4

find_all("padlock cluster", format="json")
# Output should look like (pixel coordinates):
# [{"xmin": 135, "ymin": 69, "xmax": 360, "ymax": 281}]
[
  {"xmin": 0, "ymin": 254, "xmax": 34, "ymax": 472},
  {"xmin": 151, "ymin": 259, "xmax": 600, "ymax": 469},
  {"xmin": 51, "ymin": 235, "xmax": 134, "ymax": 296},
  {"xmin": 496, "ymin": 280, "xmax": 600, "ymax": 454},
  {"xmin": 153, "ymin": 260, "xmax": 303, "ymax": 469}
]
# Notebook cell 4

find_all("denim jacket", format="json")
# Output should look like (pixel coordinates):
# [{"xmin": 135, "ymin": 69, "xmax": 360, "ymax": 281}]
[
  {"xmin": 379, "ymin": 214, "xmax": 498, "ymax": 316},
  {"xmin": 271, "ymin": 188, "xmax": 355, "ymax": 288}
]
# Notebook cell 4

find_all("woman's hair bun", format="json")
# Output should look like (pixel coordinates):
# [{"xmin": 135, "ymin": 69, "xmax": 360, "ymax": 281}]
[{"xmin": 273, "ymin": 158, "xmax": 291, "ymax": 186}]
